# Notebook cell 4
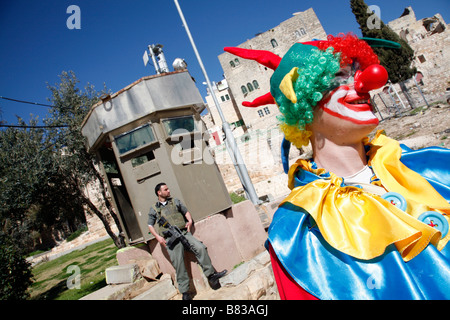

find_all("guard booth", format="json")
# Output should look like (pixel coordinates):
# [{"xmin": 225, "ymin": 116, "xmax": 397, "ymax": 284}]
[{"xmin": 81, "ymin": 70, "xmax": 232, "ymax": 245}]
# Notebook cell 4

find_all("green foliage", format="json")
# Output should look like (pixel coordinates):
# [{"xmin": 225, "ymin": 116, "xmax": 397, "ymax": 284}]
[
  {"xmin": 0, "ymin": 71, "xmax": 125, "ymax": 259},
  {"xmin": 350, "ymin": 0, "xmax": 416, "ymax": 83},
  {"xmin": 230, "ymin": 192, "xmax": 246, "ymax": 204},
  {"xmin": 66, "ymin": 225, "xmax": 88, "ymax": 242},
  {"xmin": 0, "ymin": 232, "xmax": 34, "ymax": 300}
]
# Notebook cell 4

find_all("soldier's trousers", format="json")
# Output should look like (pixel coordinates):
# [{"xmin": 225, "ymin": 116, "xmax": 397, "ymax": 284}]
[{"xmin": 166, "ymin": 231, "xmax": 215, "ymax": 293}]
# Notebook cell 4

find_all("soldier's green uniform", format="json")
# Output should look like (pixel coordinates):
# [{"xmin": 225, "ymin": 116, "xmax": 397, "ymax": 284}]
[{"xmin": 148, "ymin": 198, "xmax": 215, "ymax": 294}]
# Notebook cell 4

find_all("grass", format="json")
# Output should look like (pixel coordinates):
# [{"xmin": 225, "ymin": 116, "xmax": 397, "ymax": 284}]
[
  {"xmin": 230, "ymin": 192, "xmax": 246, "ymax": 204},
  {"xmin": 28, "ymin": 238, "xmax": 118, "ymax": 300}
]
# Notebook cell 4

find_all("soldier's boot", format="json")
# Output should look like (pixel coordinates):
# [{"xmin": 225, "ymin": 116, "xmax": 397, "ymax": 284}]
[{"xmin": 208, "ymin": 270, "xmax": 227, "ymax": 290}]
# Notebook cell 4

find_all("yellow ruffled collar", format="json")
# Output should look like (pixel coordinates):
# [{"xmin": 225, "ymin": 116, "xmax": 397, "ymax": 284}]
[{"xmin": 283, "ymin": 130, "xmax": 449, "ymax": 261}]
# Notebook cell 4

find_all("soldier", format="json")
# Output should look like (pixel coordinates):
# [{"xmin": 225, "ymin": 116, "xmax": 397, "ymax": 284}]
[{"xmin": 148, "ymin": 182, "xmax": 227, "ymax": 300}]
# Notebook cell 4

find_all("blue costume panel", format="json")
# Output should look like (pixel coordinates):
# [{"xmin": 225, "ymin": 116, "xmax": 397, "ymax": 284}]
[
  {"xmin": 269, "ymin": 143, "xmax": 450, "ymax": 299},
  {"xmin": 269, "ymin": 203, "xmax": 450, "ymax": 300}
]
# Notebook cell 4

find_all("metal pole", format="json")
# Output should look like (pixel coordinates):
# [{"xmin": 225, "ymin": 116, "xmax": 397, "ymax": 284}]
[
  {"xmin": 389, "ymin": 81, "xmax": 407, "ymax": 109},
  {"xmin": 413, "ymin": 75, "xmax": 429, "ymax": 108},
  {"xmin": 148, "ymin": 45, "xmax": 160, "ymax": 74},
  {"xmin": 173, "ymin": 0, "xmax": 260, "ymax": 204}
]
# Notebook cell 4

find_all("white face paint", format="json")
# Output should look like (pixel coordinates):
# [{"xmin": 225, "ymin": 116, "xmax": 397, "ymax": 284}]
[{"xmin": 318, "ymin": 85, "xmax": 379, "ymax": 125}]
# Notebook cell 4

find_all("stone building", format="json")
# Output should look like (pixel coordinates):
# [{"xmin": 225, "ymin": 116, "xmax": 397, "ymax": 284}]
[
  {"xmin": 216, "ymin": 8, "xmax": 327, "ymax": 131},
  {"xmin": 204, "ymin": 79, "xmax": 247, "ymax": 146},
  {"xmin": 387, "ymin": 6, "xmax": 449, "ymax": 100}
]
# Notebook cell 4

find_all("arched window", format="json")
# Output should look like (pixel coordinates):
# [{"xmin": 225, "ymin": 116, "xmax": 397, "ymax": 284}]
[
  {"xmin": 415, "ymin": 71, "xmax": 424, "ymax": 85},
  {"xmin": 230, "ymin": 60, "xmax": 235, "ymax": 68},
  {"xmin": 271, "ymin": 39, "xmax": 278, "ymax": 48},
  {"xmin": 241, "ymin": 85, "xmax": 248, "ymax": 95},
  {"xmin": 300, "ymin": 28, "xmax": 306, "ymax": 35},
  {"xmin": 252, "ymin": 80, "xmax": 259, "ymax": 89},
  {"xmin": 234, "ymin": 58, "xmax": 240, "ymax": 66},
  {"xmin": 247, "ymin": 83, "xmax": 254, "ymax": 92}
]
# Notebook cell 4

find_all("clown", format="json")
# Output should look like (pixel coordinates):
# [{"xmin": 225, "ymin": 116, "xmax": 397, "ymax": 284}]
[{"xmin": 225, "ymin": 33, "xmax": 450, "ymax": 299}]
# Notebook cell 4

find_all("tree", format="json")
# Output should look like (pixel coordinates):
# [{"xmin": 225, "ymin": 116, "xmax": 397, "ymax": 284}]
[
  {"xmin": 0, "ymin": 116, "xmax": 58, "ymax": 250},
  {"xmin": 0, "ymin": 71, "xmax": 126, "ymax": 252},
  {"xmin": 350, "ymin": 0, "xmax": 417, "ymax": 107},
  {"xmin": 44, "ymin": 71, "xmax": 126, "ymax": 249},
  {"xmin": 0, "ymin": 232, "xmax": 33, "ymax": 299}
]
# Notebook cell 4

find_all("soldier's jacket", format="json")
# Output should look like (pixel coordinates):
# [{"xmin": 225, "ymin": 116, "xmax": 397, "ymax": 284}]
[{"xmin": 148, "ymin": 198, "xmax": 188, "ymax": 237}]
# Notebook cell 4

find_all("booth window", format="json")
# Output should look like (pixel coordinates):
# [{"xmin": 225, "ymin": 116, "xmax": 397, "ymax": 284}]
[
  {"xmin": 131, "ymin": 151, "xmax": 155, "ymax": 167},
  {"xmin": 163, "ymin": 116, "xmax": 197, "ymax": 136},
  {"xmin": 115, "ymin": 124, "xmax": 156, "ymax": 155}
]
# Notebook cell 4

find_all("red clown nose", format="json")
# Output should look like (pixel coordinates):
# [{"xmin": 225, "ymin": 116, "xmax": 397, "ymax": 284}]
[{"xmin": 354, "ymin": 64, "xmax": 388, "ymax": 93}]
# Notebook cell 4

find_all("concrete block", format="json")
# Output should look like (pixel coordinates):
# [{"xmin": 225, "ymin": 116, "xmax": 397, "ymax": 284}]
[
  {"xmin": 105, "ymin": 264, "xmax": 141, "ymax": 285},
  {"xmin": 220, "ymin": 260, "xmax": 257, "ymax": 287},
  {"xmin": 80, "ymin": 278, "xmax": 147, "ymax": 300},
  {"xmin": 116, "ymin": 244, "xmax": 152, "ymax": 265},
  {"xmin": 219, "ymin": 251, "xmax": 271, "ymax": 288},
  {"xmin": 133, "ymin": 274, "xmax": 177, "ymax": 300},
  {"xmin": 191, "ymin": 213, "xmax": 243, "ymax": 274},
  {"xmin": 225, "ymin": 200, "xmax": 267, "ymax": 261},
  {"xmin": 130, "ymin": 256, "xmax": 161, "ymax": 280}
]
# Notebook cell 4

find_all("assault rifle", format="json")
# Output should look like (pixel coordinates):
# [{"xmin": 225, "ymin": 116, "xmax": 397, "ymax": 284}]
[{"xmin": 157, "ymin": 216, "xmax": 195, "ymax": 252}]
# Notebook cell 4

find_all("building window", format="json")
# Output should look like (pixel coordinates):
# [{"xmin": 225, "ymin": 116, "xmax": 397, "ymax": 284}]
[
  {"xmin": 418, "ymin": 55, "xmax": 426, "ymax": 63},
  {"xmin": 247, "ymin": 82, "xmax": 254, "ymax": 92},
  {"xmin": 258, "ymin": 110, "xmax": 264, "ymax": 117},
  {"xmin": 131, "ymin": 150, "xmax": 155, "ymax": 168},
  {"xmin": 115, "ymin": 124, "xmax": 156, "ymax": 155},
  {"xmin": 162, "ymin": 116, "xmax": 197, "ymax": 136},
  {"xmin": 241, "ymin": 85, "xmax": 248, "ymax": 95},
  {"xmin": 300, "ymin": 28, "xmax": 306, "ymax": 35},
  {"xmin": 252, "ymin": 80, "xmax": 259, "ymax": 89},
  {"xmin": 230, "ymin": 58, "xmax": 240, "ymax": 68},
  {"xmin": 231, "ymin": 119, "xmax": 244, "ymax": 128},
  {"xmin": 225, "ymin": 94, "xmax": 230, "ymax": 100},
  {"xmin": 264, "ymin": 107, "xmax": 270, "ymax": 115},
  {"xmin": 221, "ymin": 96, "xmax": 225, "ymax": 102},
  {"xmin": 271, "ymin": 39, "xmax": 278, "ymax": 48},
  {"xmin": 415, "ymin": 72, "xmax": 424, "ymax": 85}
]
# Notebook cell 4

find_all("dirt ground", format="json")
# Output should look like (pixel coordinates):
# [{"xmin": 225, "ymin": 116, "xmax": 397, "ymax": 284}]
[{"xmin": 369, "ymin": 103, "xmax": 450, "ymax": 149}]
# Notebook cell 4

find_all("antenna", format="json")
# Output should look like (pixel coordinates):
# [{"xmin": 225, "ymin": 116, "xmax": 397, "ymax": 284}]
[{"xmin": 143, "ymin": 44, "xmax": 170, "ymax": 74}]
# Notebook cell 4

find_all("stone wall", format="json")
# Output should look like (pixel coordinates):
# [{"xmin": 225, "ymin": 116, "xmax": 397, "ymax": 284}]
[{"xmin": 388, "ymin": 7, "xmax": 449, "ymax": 100}]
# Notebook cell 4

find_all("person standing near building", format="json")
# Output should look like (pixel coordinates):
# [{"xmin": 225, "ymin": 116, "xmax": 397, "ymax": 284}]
[{"xmin": 148, "ymin": 182, "xmax": 227, "ymax": 300}]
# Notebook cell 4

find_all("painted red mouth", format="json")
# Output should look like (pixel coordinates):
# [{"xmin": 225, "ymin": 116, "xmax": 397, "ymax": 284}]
[
  {"xmin": 319, "ymin": 86, "xmax": 379, "ymax": 125},
  {"xmin": 339, "ymin": 92, "xmax": 373, "ymax": 112}
]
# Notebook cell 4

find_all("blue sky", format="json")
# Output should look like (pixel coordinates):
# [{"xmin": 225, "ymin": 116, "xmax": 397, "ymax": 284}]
[{"xmin": 0, "ymin": 0, "xmax": 448, "ymax": 125}]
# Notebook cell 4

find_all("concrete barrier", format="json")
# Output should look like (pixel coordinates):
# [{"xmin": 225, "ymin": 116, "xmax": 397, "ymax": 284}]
[{"xmin": 105, "ymin": 264, "xmax": 141, "ymax": 285}]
